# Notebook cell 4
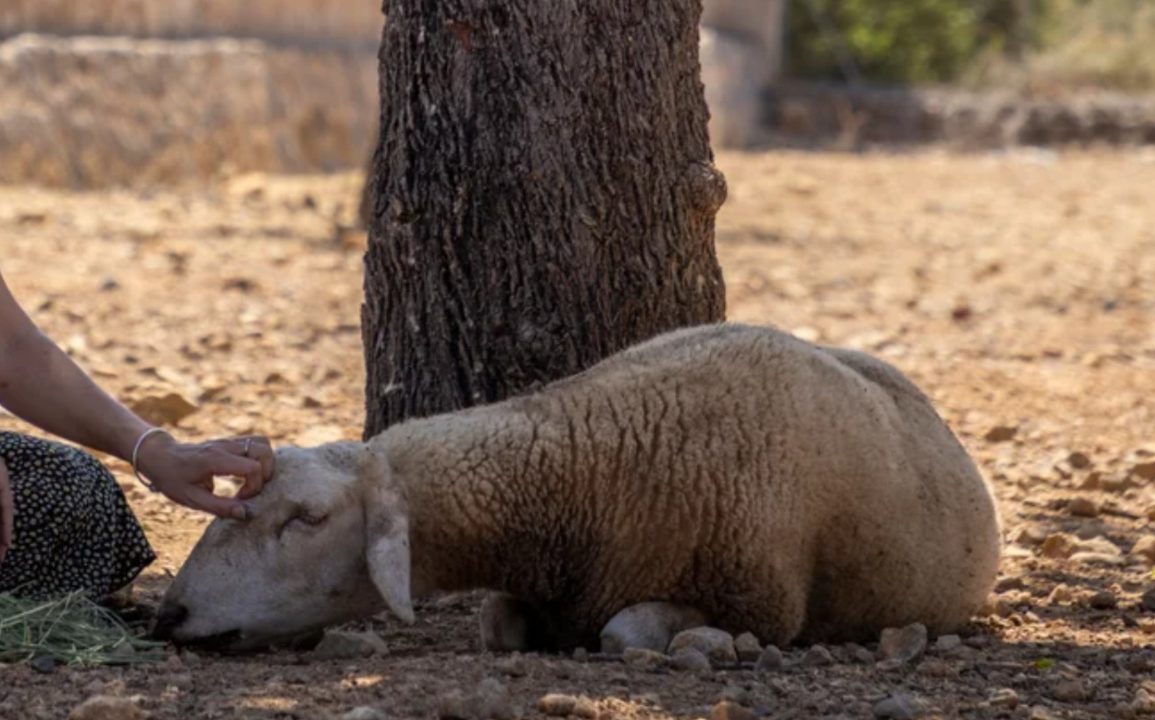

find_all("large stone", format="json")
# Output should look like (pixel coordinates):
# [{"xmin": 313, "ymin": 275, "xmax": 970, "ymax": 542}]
[
  {"xmin": 733, "ymin": 632, "xmax": 762, "ymax": 662},
  {"xmin": 668, "ymin": 627, "xmax": 738, "ymax": 665}
]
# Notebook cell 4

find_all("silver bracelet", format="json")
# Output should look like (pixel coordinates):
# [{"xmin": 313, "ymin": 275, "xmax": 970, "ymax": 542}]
[{"xmin": 131, "ymin": 427, "xmax": 171, "ymax": 493}]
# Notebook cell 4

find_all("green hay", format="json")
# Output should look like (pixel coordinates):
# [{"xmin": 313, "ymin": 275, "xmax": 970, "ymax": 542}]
[{"xmin": 0, "ymin": 592, "xmax": 166, "ymax": 666}]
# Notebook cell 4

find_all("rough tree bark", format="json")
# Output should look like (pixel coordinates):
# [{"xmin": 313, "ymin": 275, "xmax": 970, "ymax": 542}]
[{"xmin": 362, "ymin": 0, "xmax": 728, "ymax": 437}]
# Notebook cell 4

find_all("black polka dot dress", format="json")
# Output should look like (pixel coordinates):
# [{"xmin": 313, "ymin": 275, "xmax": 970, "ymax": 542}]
[{"xmin": 0, "ymin": 432, "xmax": 155, "ymax": 599}]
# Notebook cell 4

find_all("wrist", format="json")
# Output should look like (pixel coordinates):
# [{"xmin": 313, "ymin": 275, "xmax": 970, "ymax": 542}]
[{"xmin": 132, "ymin": 428, "xmax": 176, "ymax": 491}]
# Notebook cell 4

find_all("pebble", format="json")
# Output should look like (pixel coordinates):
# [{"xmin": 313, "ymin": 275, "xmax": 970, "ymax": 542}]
[
  {"xmin": 1087, "ymin": 590, "xmax": 1118, "ymax": 610},
  {"xmin": 1067, "ymin": 451, "xmax": 1092, "ymax": 469},
  {"xmin": 670, "ymin": 647, "xmax": 713, "ymax": 672},
  {"xmin": 1041, "ymin": 533, "xmax": 1076, "ymax": 559},
  {"xmin": 718, "ymin": 685, "xmax": 750, "ymax": 705},
  {"xmin": 1029, "ymin": 706, "xmax": 1060, "ymax": 720},
  {"xmin": 668, "ymin": 627, "xmax": 737, "ymax": 665},
  {"xmin": 311, "ymin": 631, "xmax": 387, "ymax": 661},
  {"xmin": 878, "ymin": 623, "xmax": 928, "ymax": 664},
  {"xmin": 917, "ymin": 658, "xmax": 956, "ymax": 678},
  {"xmin": 754, "ymin": 645, "xmax": 784, "ymax": 671},
  {"xmin": 1131, "ymin": 536, "xmax": 1155, "ymax": 564},
  {"xmin": 1067, "ymin": 497, "xmax": 1099, "ymax": 518},
  {"xmin": 1069, "ymin": 552, "xmax": 1125, "ymax": 568},
  {"xmin": 848, "ymin": 643, "xmax": 876, "ymax": 664},
  {"xmin": 30, "ymin": 655, "xmax": 57, "ymax": 674},
  {"xmin": 710, "ymin": 701, "xmax": 756, "ymax": 720},
  {"xmin": 1051, "ymin": 677, "xmax": 1089, "ymax": 702},
  {"xmin": 734, "ymin": 632, "xmax": 762, "ymax": 662},
  {"xmin": 801, "ymin": 644, "xmax": 834, "ymax": 667},
  {"xmin": 494, "ymin": 655, "xmax": 528, "ymax": 677},
  {"xmin": 68, "ymin": 696, "xmax": 144, "ymax": 720},
  {"xmin": 872, "ymin": 694, "xmax": 921, "ymax": 719},
  {"xmin": 1048, "ymin": 584, "xmax": 1075, "ymax": 605},
  {"xmin": 622, "ymin": 647, "xmax": 668, "ymax": 671},
  {"xmin": 340, "ymin": 708, "xmax": 386, "ymax": 720},
  {"xmin": 984, "ymin": 425, "xmax": 1018, "ymax": 443},
  {"xmin": 537, "ymin": 694, "xmax": 597, "ymax": 718},
  {"xmin": 932, "ymin": 634, "xmax": 962, "ymax": 653},
  {"xmin": 989, "ymin": 688, "xmax": 1019, "ymax": 708}
]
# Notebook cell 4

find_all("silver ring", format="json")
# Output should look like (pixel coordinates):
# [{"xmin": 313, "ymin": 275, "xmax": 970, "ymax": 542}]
[{"xmin": 243, "ymin": 438, "xmax": 253, "ymax": 457}]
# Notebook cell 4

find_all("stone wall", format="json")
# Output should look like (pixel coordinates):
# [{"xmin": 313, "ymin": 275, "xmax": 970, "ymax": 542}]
[
  {"xmin": 0, "ymin": 0, "xmax": 381, "ymax": 46},
  {"xmin": 0, "ymin": 34, "xmax": 377, "ymax": 188}
]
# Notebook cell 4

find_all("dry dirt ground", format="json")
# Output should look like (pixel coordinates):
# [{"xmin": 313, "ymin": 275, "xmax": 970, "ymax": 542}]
[{"xmin": 1, "ymin": 148, "xmax": 1154, "ymax": 719}]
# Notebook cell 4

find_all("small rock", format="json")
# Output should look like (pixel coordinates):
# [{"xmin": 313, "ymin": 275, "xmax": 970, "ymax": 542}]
[
  {"xmin": 718, "ymin": 685, "xmax": 750, "ymax": 705},
  {"xmin": 848, "ymin": 643, "xmax": 876, "ymax": 664},
  {"xmin": 1075, "ymin": 536, "xmax": 1123, "ymax": 556},
  {"xmin": 917, "ymin": 659, "xmax": 956, "ymax": 678},
  {"xmin": 1052, "ymin": 677, "xmax": 1089, "ymax": 702},
  {"xmin": 989, "ymin": 688, "xmax": 1019, "ymax": 708},
  {"xmin": 1069, "ymin": 552, "xmax": 1125, "ymax": 567},
  {"xmin": 1088, "ymin": 590, "xmax": 1118, "ymax": 610},
  {"xmin": 538, "ymin": 694, "xmax": 597, "ymax": 718},
  {"xmin": 622, "ymin": 647, "xmax": 668, "ymax": 671},
  {"xmin": 994, "ymin": 576, "xmax": 1026, "ymax": 593},
  {"xmin": 68, "ymin": 696, "xmax": 144, "ymax": 720},
  {"xmin": 734, "ymin": 632, "xmax": 762, "ymax": 662},
  {"xmin": 1068, "ymin": 451, "xmax": 1092, "ymax": 469},
  {"xmin": 670, "ymin": 647, "xmax": 712, "ymax": 672},
  {"xmin": 872, "ymin": 694, "xmax": 921, "ymax": 719},
  {"xmin": 494, "ymin": 655, "xmax": 528, "ymax": 678},
  {"xmin": 30, "ymin": 655, "xmax": 57, "ymax": 674},
  {"xmin": 1012, "ymin": 526, "xmax": 1048, "ymax": 546},
  {"xmin": 754, "ymin": 645, "xmax": 784, "ymax": 671},
  {"xmin": 1131, "ymin": 536, "xmax": 1155, "ymax": 564},
  {"xmin": 710, "ymin": 701, "xmax": 756, "ymax": 720},
  {"xmin": 1140, "ymin": 587, "xmax": 1155, "ymax": 612},
  {"xmin": 341, "ymin": 708, "xmax": 387, "ymax": 720},
  {"xmin": 984, "ymin": 425, "xmax": 1018, "ymax": 443},
  {"xmin": 932, "ymin": 634, "xmax": 962, "ymax": 653},
  {"xmin": 801, "ymin": 644, "xmax": 834, "ymax": 667},
  {"xmin": 1067, "ymin": 497, "xmax": 1099, "ymax": 518},
  {"xmin": 311, "ymin": 631, "xmax": 387, "ymax": 661},
  {"xmin": 1048, "ymin": 584, "xmax": 1075, "ymax": 605},
  {"xmin": 668, "ymin": 627, "xmax": 737, "ymax": 664},
  {"xmin": 1041, "ymin": 533, "xmax": 1076, "ymax": 559},
  {"xmin": 1029, "ymin": 706, "xmax": 1060, "ymax": 720},
  {"xmin": 878, "ymin": 623, "xmax": 928, "ymax": 664}
]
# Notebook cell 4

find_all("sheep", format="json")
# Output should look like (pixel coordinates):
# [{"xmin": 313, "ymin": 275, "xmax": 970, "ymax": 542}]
[{"xmin": 153, "ymin": 323, "xmax": 1001, "ymax": 654}]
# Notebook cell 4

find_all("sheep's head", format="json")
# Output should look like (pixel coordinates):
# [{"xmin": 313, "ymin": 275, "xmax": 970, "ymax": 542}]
[{"xmin": 152, "ymin": 441, "xmax": 414, "ymax": 652}]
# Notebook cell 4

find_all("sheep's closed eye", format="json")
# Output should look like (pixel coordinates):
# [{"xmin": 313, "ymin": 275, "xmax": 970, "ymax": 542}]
[{"xmin": 279, "ymin": 511, "xmax": 328, "ymax": 537}]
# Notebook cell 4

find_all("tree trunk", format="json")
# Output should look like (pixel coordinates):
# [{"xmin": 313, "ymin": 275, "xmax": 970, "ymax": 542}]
[{"xmin": 362, "ymin": 0, "xmax": 727, "ymax": 438}]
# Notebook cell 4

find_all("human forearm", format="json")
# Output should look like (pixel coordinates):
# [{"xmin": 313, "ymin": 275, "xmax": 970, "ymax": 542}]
[{"xmin": 0, "ymin": 329, "xmax": 148, "ymax": 462}]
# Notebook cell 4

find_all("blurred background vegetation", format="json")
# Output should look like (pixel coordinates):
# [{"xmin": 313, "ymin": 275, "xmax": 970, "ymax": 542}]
[{"xmin": 788, "ymin": 0, "xmax": 1155, "ymax": 90}]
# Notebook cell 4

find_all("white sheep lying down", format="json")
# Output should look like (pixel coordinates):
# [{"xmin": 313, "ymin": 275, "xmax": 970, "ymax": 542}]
[{"xmin": 156, "ymin": 324, "xmax": 1000, "ymax": 653}]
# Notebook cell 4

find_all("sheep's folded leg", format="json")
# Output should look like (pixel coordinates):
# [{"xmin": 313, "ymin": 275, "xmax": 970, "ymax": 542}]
[
  {"xmin": 479, "ymin": 593, "xmax": 561, "ymax": 652},
  {"xmin": 599, "ymin": 602, "xmax": 708, "ymax": 655}
]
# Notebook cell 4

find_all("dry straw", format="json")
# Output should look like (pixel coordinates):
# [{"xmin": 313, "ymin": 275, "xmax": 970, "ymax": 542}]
[{"xmin": 0, "ymin": 592, "xmax": 165, "ymax": 666}]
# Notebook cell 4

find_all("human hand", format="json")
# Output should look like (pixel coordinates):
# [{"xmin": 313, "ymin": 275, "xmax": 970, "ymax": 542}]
[
  {"xmin": 136, "ymin": 434, "xmax": 275, "ymax": 520},
  {"xmin": 0, "ymin": 458, "xmax": 11, "ymax": 564}
]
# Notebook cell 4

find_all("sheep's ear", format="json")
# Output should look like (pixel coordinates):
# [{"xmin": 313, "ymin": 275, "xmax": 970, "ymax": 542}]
[{"xmin": 358, "ymin": 445, "xmax": 415, "ymax": 625}]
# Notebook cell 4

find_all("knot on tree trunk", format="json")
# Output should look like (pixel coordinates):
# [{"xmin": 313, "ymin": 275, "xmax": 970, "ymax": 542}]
[{"xmin": 684, "ymin": 161, "xmax": 728, "ymax": 218}]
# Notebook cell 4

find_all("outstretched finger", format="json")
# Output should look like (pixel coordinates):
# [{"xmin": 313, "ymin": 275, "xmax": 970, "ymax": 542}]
[{"xmin": 182, "ymin": 484, "xmax": 250, "ymax": 521}]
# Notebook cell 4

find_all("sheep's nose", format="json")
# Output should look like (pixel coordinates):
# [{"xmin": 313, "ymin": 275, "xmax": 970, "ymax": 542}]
[{"xmin": 150, "ymin": 602, "xmax": 189, "ymax": 641}]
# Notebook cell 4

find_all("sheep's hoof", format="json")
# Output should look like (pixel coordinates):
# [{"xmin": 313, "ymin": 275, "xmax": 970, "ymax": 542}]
[{"xmin": 599, "ymin": 602, "xmax": 708, "ymax": 655}]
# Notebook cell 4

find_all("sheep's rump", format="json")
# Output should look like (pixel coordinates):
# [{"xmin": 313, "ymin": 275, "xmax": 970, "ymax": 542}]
[{"xmin": 509, "ymin": 323, "xmax": 1001, "ymax": 644}]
